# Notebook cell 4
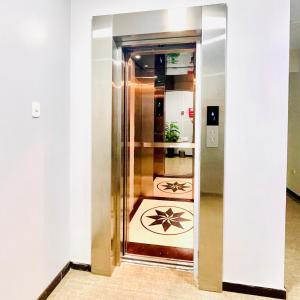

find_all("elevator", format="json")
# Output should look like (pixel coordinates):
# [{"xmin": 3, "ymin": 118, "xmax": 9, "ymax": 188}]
[
  {"xmin": 123, "ymin": 45, "xmax": 196, "ymax": 267},
  {"xmin": 92, "ymin": 4, "xmax": 226, "ymax": 292}
]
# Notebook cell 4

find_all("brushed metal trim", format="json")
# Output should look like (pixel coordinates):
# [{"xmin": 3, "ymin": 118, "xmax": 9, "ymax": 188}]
[
  {"xmin": 112, "ymin": 41, "xmax": 123, "ymax": 267},
  {"xmin": 122, "ymin": 254, "xmax": 194, "ymax": 270},
  {"xmin": 123, "ymin": 56, "xmax": 133, "ymax": 256},
  {"xmin": 114, "ymin": 30, "xmax": 200, "ymax": 43},
  {"xmin": 193, "ymin": 40, "xmax": 201, "ymax": 285},
  {"xmin": 91, "ymin": 15, "xmax": 115, "ymax": 276},
  {"xmin": 198, "ymin": 4, "xmax": 226, "ymax": 292},
  {"xmin": 119, "ymin": 36, "xmax": 200, "ymax": 47},
  {"xmin": 124, "ymin": 45, "xmax": 196, "ymax": 57},
  {"xmin": 112, "ymin": 7, "xmax": 202, "ymax": 38}
]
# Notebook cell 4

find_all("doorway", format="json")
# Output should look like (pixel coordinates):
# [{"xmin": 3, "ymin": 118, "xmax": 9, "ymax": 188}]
[
  {"xmin": 91, "ymin": 4, "xmax": 226, "ymax": 291},
  {"xmin": 122, "ymin": 44, "xmax": 196, "ymax": 267}
]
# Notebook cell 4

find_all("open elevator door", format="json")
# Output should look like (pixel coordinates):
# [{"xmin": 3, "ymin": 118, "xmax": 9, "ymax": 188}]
[
  {"xmin": 92, "ymin": 4, "xmax": 226, "ymax": 292},
  {"xmin": 122, "ymin": 44, "xmax": 197, "ymax": 268}
]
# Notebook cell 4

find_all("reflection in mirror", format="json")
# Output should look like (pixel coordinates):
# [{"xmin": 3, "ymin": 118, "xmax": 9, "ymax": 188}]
[
  {"xmin": 164, "ymin": 60, "xmax": 194, "ymax": 176},
  {"xmin": 132, "ymin": 50, "xmax": 195, "ymax": 177}
]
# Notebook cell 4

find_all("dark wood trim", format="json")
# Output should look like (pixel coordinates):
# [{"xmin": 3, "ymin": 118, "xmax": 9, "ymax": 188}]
[
  {"xmin": 287, "ymin": 188, "xmax": 300, "ymax": 202},
  {"xmin": 129, "ymin": 198, "xmax": 144, "ymax": 221},
  {"xmin": 70, "ymin": 262, "xmax": 92, "ymax": 272},
  {"xmin": 154, "ymin": 173, "xmax": 193, "ymax": 179},
  {"xmin": 37, "ymin": 262, "xmax": 91, "ymax": 300},
  {"xmin": 165, "ymin": 154, "xmax": 193, "ymax": 158},
  {"xmin": 127, "ymin": 242, "xmax": 193, "ymax": 261},
  {"xmin": 223, "ymin": 282, "xmax": 286, "ymax": 299},
  {"xmin": 141, "ymin": 195, "xmax": 194, "ymax": 203},
  {"xmin": 37, "ymin": 262, "xmax": 71, "ymax": 300}
]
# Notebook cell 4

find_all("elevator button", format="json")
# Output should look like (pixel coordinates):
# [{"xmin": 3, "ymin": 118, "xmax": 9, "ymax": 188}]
[{"xmin": 206, "ymin": 126, "xmax": 218, "ymax": 147}]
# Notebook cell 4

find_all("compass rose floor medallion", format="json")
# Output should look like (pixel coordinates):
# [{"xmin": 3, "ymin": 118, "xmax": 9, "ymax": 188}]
[
  {"xmin": 128, "ymin": 199, "xmax": 194, "ymax": 249},
  {"xmin": 153, "ymin": 177, "xmax": 193, "ymax": 199}
]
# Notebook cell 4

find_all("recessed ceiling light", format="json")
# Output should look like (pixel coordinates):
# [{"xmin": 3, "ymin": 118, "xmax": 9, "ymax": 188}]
[{"xmin": 135, "ymin": 55, "xmax": 141, "ymax": 60}]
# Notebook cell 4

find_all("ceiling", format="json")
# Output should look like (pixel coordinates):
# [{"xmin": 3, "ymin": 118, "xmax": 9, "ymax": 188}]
[{"xmin": 291, "ymin": 0, "xmax": 300, "ymax": 49}]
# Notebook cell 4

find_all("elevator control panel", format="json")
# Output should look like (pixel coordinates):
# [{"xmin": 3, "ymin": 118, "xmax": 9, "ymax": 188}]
[{"xmin": 206, "ymin": 106, "xmax": 219, "ymax": 148}]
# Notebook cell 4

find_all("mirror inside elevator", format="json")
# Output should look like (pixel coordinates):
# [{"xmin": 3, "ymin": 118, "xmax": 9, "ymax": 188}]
[{"xmin": 123, "ymin": 44, "xmax": 196, "ymax": 267}]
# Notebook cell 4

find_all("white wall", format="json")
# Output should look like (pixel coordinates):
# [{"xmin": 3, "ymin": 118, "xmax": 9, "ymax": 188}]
[
  {"xmin": 70, "ymin": 0, "xmax": 289, "ymax": 290},
  {"xmin": 288, "ymin": 49, "xmax": 300, "ymax": 195},
  {"xmin": 0, "ymin": 1, "xmax": 70, "ymax": 299}
]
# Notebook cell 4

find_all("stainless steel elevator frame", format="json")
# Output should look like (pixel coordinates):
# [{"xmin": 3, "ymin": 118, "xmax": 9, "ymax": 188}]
[{"xmin": 91, "ymin": 4, "xmax": 226, "ymax": 291}]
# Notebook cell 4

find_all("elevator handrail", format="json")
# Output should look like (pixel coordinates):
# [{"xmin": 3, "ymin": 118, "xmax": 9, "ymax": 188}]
[{"xmin": 133, "ymin": 142, "xmax": 195, "ymax": 148}]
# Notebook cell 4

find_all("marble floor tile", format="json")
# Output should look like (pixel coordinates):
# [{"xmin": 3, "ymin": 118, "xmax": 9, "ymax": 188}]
[
  {"xmin": 153, "ymin": 177, "xmax": 193, "ymax": 199},
  {"xmin": 128, "ymin": 199, "xmax": 194, "ymax": 249}
]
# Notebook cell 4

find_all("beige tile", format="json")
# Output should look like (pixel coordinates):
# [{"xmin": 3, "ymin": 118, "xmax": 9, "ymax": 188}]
[
  {"xmin": 48, "ymin": 196, "xmax": 300, "ymax": 300},
  {"xmin": 48, "ymin": 265, "xmax": 276, "ymax": 300},
  {"xmin": 165, "ymin": 157, "xmax": 193, "ymax": 176},
  {"xmin": 285, "ymin": 196, "xmax": 300, "ymax": 300}
]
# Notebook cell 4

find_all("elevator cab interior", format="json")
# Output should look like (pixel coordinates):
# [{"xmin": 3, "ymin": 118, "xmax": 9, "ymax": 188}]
[{"xmin": 123, "ymin": 44, "xmax": 196, "ymax": 267}]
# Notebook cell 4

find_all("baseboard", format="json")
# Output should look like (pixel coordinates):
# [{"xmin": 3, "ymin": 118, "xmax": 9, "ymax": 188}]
[
  {"xmin": 37, "ymin": 262, "xmax": 91, "ymax": 300},
  {"xmin": 223, "ymin": 282, "xmax": 286, "ymax": 299},
  {"xmin": 287, "ymin": 188, "xmax": 300, "ymax": 202},
  {"xmin": 37, "ymin": 262, "xmax": 71, "ymax": 300},
  {"xmin": 70, "ymin": 262, "xmax": 91, "ymax": 272}
]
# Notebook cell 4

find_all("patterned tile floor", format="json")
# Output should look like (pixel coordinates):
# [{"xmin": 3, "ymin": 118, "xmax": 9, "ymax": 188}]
[
  {"xmin": 48, "ymin": 195, "xmax": 300, "ymax": 300},
  {"xmin": 153, "ymin": 177, "xmax": 193, "ymax": 199},
  {"xmin": 128, "ymin": 199, "xmax": 194, "ymax": 248}
]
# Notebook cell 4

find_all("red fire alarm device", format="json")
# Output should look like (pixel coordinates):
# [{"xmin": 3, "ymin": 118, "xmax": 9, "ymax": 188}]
[{"xmin": 188, "ymin": 108, "xmax": 194, "ymax": 118}]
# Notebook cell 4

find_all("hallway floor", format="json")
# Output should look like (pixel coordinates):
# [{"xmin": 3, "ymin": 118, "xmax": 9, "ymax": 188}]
[
  {"xmin": 48, "ymin": 265, "xmax": 273, "ymax": 300},
  {"xmin": 285, "ymin": 195, "xmax": 300, "ymax": 299},
  {"xmin": 48, "ymin": 195, "xmax": 300, "ymax": 300}
]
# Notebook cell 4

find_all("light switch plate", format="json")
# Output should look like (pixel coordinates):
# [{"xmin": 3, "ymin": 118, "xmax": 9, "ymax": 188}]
[
  {"xmin": 32, "ymin": 102, "xmax": 40, "ymax": 118},
  {"xmin": 206, "ymin": 126, "xmax": 218, "ymax": 147}
]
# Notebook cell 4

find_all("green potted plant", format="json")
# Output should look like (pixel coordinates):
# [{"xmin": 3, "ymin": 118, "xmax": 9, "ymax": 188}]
[{"xmin": 165, "ymin": 122, "xmax": 180, "ymax": 158}]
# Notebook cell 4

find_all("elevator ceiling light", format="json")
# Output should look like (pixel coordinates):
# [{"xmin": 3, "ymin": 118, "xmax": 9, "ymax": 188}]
[{"xmin": 134, "ymin": 55, "xmax": 141, "ymax": 60}]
